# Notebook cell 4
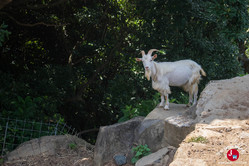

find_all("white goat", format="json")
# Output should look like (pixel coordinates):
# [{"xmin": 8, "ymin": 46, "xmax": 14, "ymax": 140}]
[{"xmin": 136, "ymin": 49, "xmax": 206, "ymax": 110}]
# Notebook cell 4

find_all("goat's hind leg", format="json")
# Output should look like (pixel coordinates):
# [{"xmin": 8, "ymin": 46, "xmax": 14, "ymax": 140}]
[
  {"xmin": 193, "ymin": 83, "xmax": 198, "ymax": 105},
  {"xmin": 187, "ymin": 83, "xmax": 198, "ymax": 107},
  {"xmin": 187, "ymin": 85, "xmax": 193, "ymax": 107},
  {"xmin": 159, "ymin": 94, "xmax": 165, "ymax": 107}
]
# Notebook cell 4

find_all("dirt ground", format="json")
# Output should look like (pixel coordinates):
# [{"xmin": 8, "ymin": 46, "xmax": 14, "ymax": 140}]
[
  {"xmin": 3, "ymin": 146, "xmax": 94, "ymax": 166},
  {"xmin": 2, "ymin": 143, "xmax": 133, "ymax": 166},
  {"xmin": 3, "ymin": 149, "xmax": 134, "ymax": 166}
]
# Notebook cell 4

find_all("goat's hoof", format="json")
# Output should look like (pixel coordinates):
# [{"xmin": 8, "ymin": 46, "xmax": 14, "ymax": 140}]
[
  {"xmin": 164, "ymin": 105, "xmax": 169, "ymax": 110},
  {"xmin": 186, "ymin": 103, "xmax": 191, "ymax": 107},
  {"xmin": 159, "ymin": 103, "xmax": 164, "ymax": 107}
]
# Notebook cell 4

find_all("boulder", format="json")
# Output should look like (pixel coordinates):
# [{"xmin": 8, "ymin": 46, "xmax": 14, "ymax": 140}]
[
  {"xmin": 135, "ymin": 103, "xmax": 194, "ymax": 150},
  {"xmin": 171, "ymin": 75, "xmax": 249, "ymax": 165},
  {"xmin": 139, "ymin": 103, "xmax": 196, "ymax": 148},
  {"xmin": 94, "ymin": 103, "xmax": 196, "ymax": 165},
  {"xmin": 94, "ymin": 117, "xmax": 144, "ymax": 166},
  {"xmin": 196, "ymin": 75, "xmax": 249, "ymax": 123},
  {"xmin": 134, "ymin": 119, "xmax": 167, "ymax": 152},
  {"xmin": 170, "ymin": 119, "xmax": 249, "ymax": 166},
  {"xmin": 5, "ymin": 135, "xmax": 94, "ymax": 161},
  {"xmin": 145, "ymin": 103, "xmax": 190, "ymax": 120},
  {"xmin": 164, "ymin": 115, "xmax": 195, "ymax": 147},
  {"xmin": 135, "ymin": 146, "xmax": 176, "ymax": 166}
]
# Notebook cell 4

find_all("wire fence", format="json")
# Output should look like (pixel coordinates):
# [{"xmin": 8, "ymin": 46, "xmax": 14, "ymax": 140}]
[{"xmin": 0, "ymin": 117, "xmax": 77, "ymax": 157}]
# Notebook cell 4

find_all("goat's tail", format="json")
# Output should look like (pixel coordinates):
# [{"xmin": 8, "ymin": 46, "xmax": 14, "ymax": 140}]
[{"xmin": 200, "ymin": 68, "xmax": 206, "ymax": 77}]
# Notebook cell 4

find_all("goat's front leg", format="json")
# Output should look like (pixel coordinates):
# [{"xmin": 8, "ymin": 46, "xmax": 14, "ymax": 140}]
[
  {"xmin": 163, "ymin": 85, "xmax": 171, "ymax": 110},
  {"xmin": 164, "ymin": 94, "xmax": 169, "ymax": 110},
  {"xmin": 159, "ymin": 94, "xmax": 165, "ymax": 107}
]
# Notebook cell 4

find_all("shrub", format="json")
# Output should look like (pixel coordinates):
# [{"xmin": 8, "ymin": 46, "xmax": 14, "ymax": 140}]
[
  {"xmin": 118, "ymin": 93, "xmax": 159, "ymax": 122},
  {"xmin": 131, "ymin": 144, "xmax": 151, "ymax": 164}
]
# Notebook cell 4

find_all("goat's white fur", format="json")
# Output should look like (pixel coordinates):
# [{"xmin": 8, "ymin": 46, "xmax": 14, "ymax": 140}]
[{"xmin": 136, "ymin": 49, "xmax": 206, "ymax": 110}]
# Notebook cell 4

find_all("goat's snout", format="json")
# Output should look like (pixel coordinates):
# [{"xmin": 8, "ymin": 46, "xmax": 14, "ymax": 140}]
[{"xmin": 145, "ymin": 66, "xmax": 149, "ymax": 70}]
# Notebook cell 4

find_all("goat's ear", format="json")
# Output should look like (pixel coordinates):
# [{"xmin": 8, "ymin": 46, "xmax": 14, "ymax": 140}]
[
  {"xmin": 152, "ymin": 54, "xmax": 157, "ymax": 60},
  {"xmin": 135, "ymin": 58, "xmax": 142, "ymax": 62}
]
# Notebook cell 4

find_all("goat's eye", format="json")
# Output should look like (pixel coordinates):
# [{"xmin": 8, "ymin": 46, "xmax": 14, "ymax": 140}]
[{"xmin": 150, "ymin": 60, "xmax": 152, "ymax": 62}]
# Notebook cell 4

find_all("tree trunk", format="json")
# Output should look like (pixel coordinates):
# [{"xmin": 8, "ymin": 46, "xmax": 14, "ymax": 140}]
[{"xmin": 237, "ymin": 40, "xmax": 249, "ymax": 73}]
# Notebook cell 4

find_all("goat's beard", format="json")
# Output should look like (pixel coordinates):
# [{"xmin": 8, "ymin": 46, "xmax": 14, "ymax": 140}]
[{"xmin": 145, "ymin": 70, "xmax": 151, "ymax": 81}]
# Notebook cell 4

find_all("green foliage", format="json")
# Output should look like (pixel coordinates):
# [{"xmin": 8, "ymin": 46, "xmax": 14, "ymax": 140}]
[
  {"xmin": 69, "ymin": 143, "xmax": 77, "ymax": 150},
  {"xmin": 118, "ymin": 105, "xmax": 139, "ymax": 123},
  {"xmin": 187, "ymin": 136, "xmax": 209, "ymax": 144},
  {"xmin": 131, "ymin": 144, "xmax": 151, "ymax": 164},
  {"xmin": 169, "ymin": 91, "xmax": 189, "ymax": 104},
  {"xmin": 0, "ymin": 22, "xmax": 11, "ymax": 47},
  {"xmin": 118, "ymin": 93, "xmax": 159, "ymax": 122},
  {"xmin": 10, "ymin": 96, "xmax": 40, "ymax": 119},
  {"xmin": 239, "ymin": 73, "xmax": 248, "ymax": 77}
]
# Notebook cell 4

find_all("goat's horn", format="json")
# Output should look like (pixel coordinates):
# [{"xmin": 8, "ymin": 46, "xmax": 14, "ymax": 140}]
[
  {"xmin": 147, "ymin": 49, "xmax": 159, "ymax": 56},
  {"xmin": 140, "ymin": 50, "xmax": 145, "ymax": 56}
]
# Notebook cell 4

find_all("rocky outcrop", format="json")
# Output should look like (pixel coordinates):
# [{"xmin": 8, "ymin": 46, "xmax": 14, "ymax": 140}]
[
  {"xmin": 5, "ymin": 75, "xmax": 249, "ymax": 166},
  {"xmin": 171, "ymin": 119, "xmax": 249, "ymax": 166},
  {"xmin": 94, "ymin": 117, "xmax": 144, "ymax": 166},
  {"xmin": 171, "ymin": 75, "xmax": 249, "ymax": 166},
  {"xmin": 196, "ymin": 75, "xmax": 249, "ymax": 123},
  {"xmin": 164, "ymin": 115, "xmax": 195, "ymax": 147},
  {"xmin": 94, "ymin": 103, "xmax": 195, "ymax": 165},
  {"xmin": 134, "ymin": 119, "xmax": 167, "ymax": 152},
  {"xmin": 134, "ymin": 104, "xmax": 187, "ymax": 152},
  {"xmin": 139, "ymin": 103, "xmax": 196, "ymax": 148}
]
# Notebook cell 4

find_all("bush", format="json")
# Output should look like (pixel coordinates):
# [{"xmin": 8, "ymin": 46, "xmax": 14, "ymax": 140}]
[
  {"xmin": 0, "ymin": 22, "xmax": 11, "ymax": 47},
  {"xmin": 131, "ymin": 144, "xmax": 151, "ymax": 164},
  {"xmin": 118, "ymin": 93, "xmax": 159, "ymax": 122},
  {"xmin": 0, "ymin": 72, "xmax": 61, "ymax": 122}
]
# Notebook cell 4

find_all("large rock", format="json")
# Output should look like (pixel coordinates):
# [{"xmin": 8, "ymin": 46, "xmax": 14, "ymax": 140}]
[
  {"xmin": 136, "ymin": 103, "xmax": 195, "ymax": 150},
  {"xmin": 135, "ymin": 146, "xmax": 176, "ymax": 166},
  {"xmin": 164, "ymin": 115, "xmax": 195, "ymax": 147},
  {"xmin": 196, "ymin": 75, "xmax": 249, "ymax": 123},
  {"xmin": 5, "ymin": 135, "xmax": 94, "ymax": 161},
  {"xmin": 94, "ymin": 103, "xmax": 196, "ymax": 165},
  {"xmin": 171, "ymin": 75, "xmax": 249, "ymax": 166},
  {"xmin": 139, "ymin": 103, "xmax": 196, "ymax": 148},
  {"xmin": 170, "ymin": 119, "xmax": 249, "ymax": 166},
  {"xmin": 94, "ymin": 117, "xmax": 144, "ymax": 166},
  {"xmin": 134, "ymin": 119, "xmax": 167, "ymax": 152}
]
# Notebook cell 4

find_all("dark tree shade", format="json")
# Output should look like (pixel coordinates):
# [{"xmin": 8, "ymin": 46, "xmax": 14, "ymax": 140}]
[{"xmin": 0, "ymin": 0, "xmax": 248, "ymax": 143}]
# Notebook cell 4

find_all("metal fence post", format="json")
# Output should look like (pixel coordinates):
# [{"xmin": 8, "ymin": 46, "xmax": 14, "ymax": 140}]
[
  {"xmin": 2, "ymin": 120, "xmax": 9, "ymax": 156},
  {"xmin": 54, "ymin": 121, "xmax": 59, "ymax": 135}
]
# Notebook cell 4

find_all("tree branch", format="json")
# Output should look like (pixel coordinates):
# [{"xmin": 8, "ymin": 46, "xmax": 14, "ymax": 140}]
[
  {"xmin": 26, "ymin": 0, "xmax": 68, "ymax": 10},
  {"xmin": 0, "ymin": 11, "xmax": 67, "ymax": 27},
  {"xmin": 0, "ymin": 0, "xmax": 12, "ymax": 9}
]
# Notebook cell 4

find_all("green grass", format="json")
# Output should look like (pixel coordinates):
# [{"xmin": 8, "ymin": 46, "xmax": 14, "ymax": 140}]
[
  {"xmin": 187, "ymin": 136, "xmax": 209, "ymax": 144},
  {"xmin": 69, "ymin": 143, "xmax": 77, "ymax": 150}
]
